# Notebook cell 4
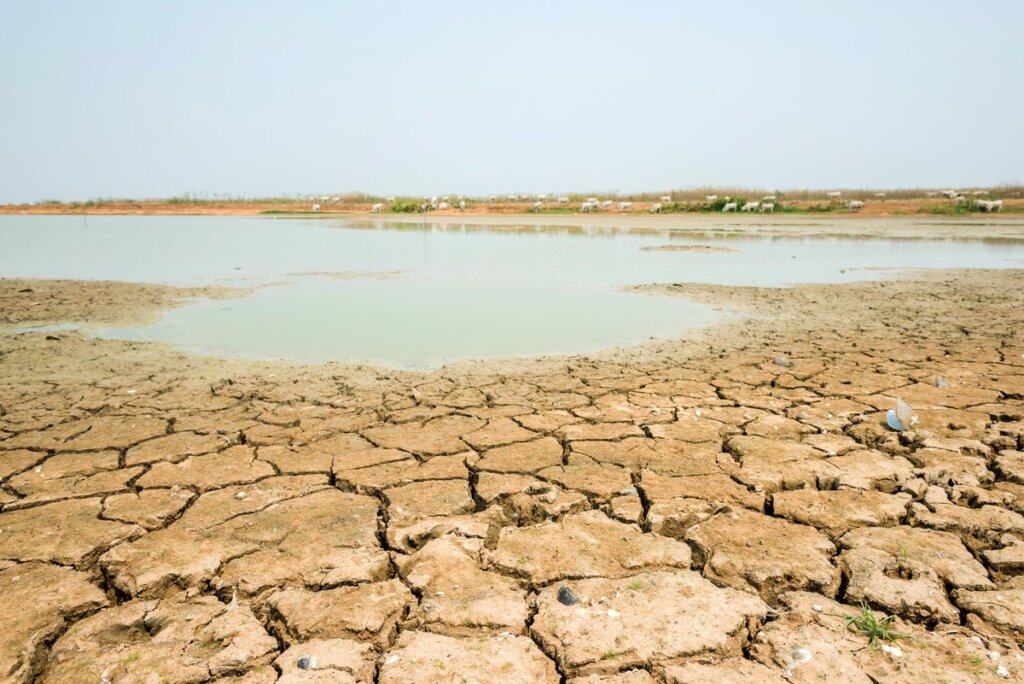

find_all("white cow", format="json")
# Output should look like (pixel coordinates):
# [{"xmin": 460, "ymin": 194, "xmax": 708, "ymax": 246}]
[
  {"xmin": 847, "ymin": 200, "xmax": 864, "ymax": 210},
  {"xmin": 705, "ymin": 195, "xmax": 718, "ymax": 202},
  {"xmin": 660, "ymin": 195, "xmax": 672, "ymax": 202},
  {"xmin": 971, "ymin": 190, "xmax": 989, "ymax": 196},
  {"xmin": 826, "ymin": 191, "xmax": 842, "ymax": 199},
  {"xmin": 618, "ymin": 201, "xmax": 633, "ymax": 210},
  {"xmin": 385, "ymin": 196, "xmax": 395, "ymax": 203},
  {"xmin": 976, "ymin": 199, "xmax": 1003, "ymax": 212},
  {"xmin": 650, "ymin": 203, "xmax": 662, "ymax": 213},
  {"xmin": 437, "ymin": 202, "xmax": 450, "ymax": 210},
  {"xmin": 740, "ymin": 201, "xmax": 760, "ymax": 212},
  {"xmin": 558, "ymin": 196, "xmax": 570, "ymax": 203},
  {"xmin": 761, "ymin": 195, "xmax": 776, "ymax": 202},
  {"xmin": 759, "ymin": 203, "xmax": 775, "ymax": 213},
  {"xmin": 580, "ymin": 200, "xmax": 597, "ymax": 212},
  {"xmin": 531, "ymin": 201, "xmax": 543, "ymax": 212},
  {"xmin": 722, "ymin": 202, "xmax": 738, "ymax": 212},
  {"xmin": 311, "ymin": 204, "xmax": 321, "ymax": 213},
  {"xmin": 536, "ymin": 194, "xmax": 547, "ymax": 201},
  {"xmin": 602, "ymin": 200, "xmax": 613, "ymax": 208},
  {"xmin": 371, "ymin": 203, "xmax": 384, "ymax": 213},
  {"xmin": 458, "ymin": 200, "xmax": 466, "ymax": 210},
  {"xmin": 874, "ymin": 192, "xmax": 886, "ymax": 198}
]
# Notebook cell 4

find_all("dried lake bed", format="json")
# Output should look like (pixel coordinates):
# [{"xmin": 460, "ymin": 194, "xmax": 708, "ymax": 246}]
[{"xmin": 2, "ymin": 215, "xmax": 1024, "ymax": 682}]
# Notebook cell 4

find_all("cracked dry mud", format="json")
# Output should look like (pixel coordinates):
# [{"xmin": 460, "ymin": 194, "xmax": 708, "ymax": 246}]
[{"xmin": 2, "ymin": 269, "xmax": 1024, "ymax": 682}]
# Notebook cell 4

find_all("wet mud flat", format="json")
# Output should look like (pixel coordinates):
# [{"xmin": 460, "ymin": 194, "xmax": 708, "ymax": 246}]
[{"xmin": 1, "ymin": 270, "xmax": 1024, "ymax": 683}]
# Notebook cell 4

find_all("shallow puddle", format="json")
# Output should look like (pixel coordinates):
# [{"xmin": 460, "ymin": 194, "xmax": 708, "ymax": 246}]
[{"xmin": 2, "ymin": 215, "xmax": 1022, "ymax": 368}]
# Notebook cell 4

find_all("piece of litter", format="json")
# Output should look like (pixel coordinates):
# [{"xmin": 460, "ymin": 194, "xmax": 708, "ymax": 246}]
[
  {"xmin": 297, "ymin": 655, "xmax": 317, "ymax": 670},
  {"xmin": 887, "ymin": 398, "xmax": 916, "ymax": 432}
]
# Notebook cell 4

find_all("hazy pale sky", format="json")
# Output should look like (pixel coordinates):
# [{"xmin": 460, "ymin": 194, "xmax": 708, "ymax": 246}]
[{"xmin": 1, "ymin": 1, "xmax": 1021, "ymax": 203}]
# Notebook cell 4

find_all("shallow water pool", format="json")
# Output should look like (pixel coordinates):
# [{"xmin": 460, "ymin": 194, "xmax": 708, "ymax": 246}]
[{"xmin": 1, "ymin": 215, "xmax": 1021, "ymax": 368}]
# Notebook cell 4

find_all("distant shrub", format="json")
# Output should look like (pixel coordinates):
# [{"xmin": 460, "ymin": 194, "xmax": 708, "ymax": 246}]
[{"xmin": 389, "ymin": 200, "xmax": 421, "ymax": 213}]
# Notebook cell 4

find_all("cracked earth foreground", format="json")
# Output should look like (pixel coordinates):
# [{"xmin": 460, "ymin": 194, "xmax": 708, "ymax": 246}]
[{"xmin": 2, "ymin": 270, "xmax": 1024, "ymax": 683}]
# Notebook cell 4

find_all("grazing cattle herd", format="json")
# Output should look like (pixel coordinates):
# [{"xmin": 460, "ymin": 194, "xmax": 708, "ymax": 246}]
[{"xmin": 307, "ymin": 189, "xmax": 1010, "ymax": 214}]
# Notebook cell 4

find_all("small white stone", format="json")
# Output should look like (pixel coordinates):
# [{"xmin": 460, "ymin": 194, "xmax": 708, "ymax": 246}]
[
  {"xmin": 990, "ymin": 651, "xmax": 1001, "ymax": 660},
  {"xmin": 812, "ymin": 604, "xmax": 823, "ymax": 613},
  {"xmin": 881, "ymin": 644, "xmax": 903, "ymax": 658},
  {"xmin": 126, "ymin": 388, "xmax": 136, "ymax": 394},
  {"xmin": 384, "ymin": 654, "xmax": 399, "ymax": 665},
  {"xmin": 607, "ymin": 609, "xmax": 620, "ymax": 618},
  {"xmin": 574, "ymin": 608, "xmax": 588, "ymax": 617},
  {"xmin": 996, "ymin": 665, "xmax": 1009, "ymax": 678},
  {"xmin": 235, "ymin": 491, "xmax": 247, "ymax": 500},
  {"xmin": 694, "ymin": 408, "xmax": 702, "ymax": 417}
]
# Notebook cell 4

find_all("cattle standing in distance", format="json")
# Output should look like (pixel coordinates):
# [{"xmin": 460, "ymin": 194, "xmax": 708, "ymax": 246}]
[
  {"xmin": 311, "ymin": 203, "xmax": 321, "ymax": 213},
  {"xmin": 759, "ymin": 203, "xmax": 775, "ymax": 213},
  {"xmin": 722, "ymin": 202, "xmax": 738, "ymax": 212},
  {"xmin": 650, "ymin": 203, "xmax": 662, "ymax": 213},
  {"xmin": 740, "ymin": 201, "xmax": 760, "ymax": 212},
  {"xmin": 975, "ymin": 199, "xmax": 1003, "ymax": 212},
  {"xmin": 371, "ymin": 203, "xmax": 384, "ymax": 213},
  {"xmin": 660, "ymin": 195, "xmax": 672, "ymax": 202},
  {"xmin": 847, "ymin": 200, "xmax": 864, "ymax": 210},
  {"xmin": 826, "ymin": 191, "xmax": 842, "ymax": 199}
]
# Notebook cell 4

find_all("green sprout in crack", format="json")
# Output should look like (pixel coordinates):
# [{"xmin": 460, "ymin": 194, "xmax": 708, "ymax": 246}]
[{"xmin": 844, "ymin": 602, "xmax": 908, "ymax": 648}]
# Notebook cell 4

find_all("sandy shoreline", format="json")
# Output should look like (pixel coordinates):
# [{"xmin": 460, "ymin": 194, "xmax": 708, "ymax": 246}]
[{"xmin": 2, "ymin": 264, "xmax": 1024, "ymax": 682}]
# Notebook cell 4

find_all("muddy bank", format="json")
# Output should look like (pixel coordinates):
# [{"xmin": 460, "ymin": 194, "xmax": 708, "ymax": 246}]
[
  {"xmin": 0, "ymin": 278, "xmax": 245, "ymax": 328},
  {"xmin": 1, "ymin": 269, "xmax": 1024, "ymax": 682}
]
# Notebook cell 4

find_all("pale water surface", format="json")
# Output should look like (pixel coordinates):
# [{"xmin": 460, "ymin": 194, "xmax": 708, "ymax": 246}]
[{"xmin": 2, "ymin": 215, "xmax": 1021, "ymax": 369}]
